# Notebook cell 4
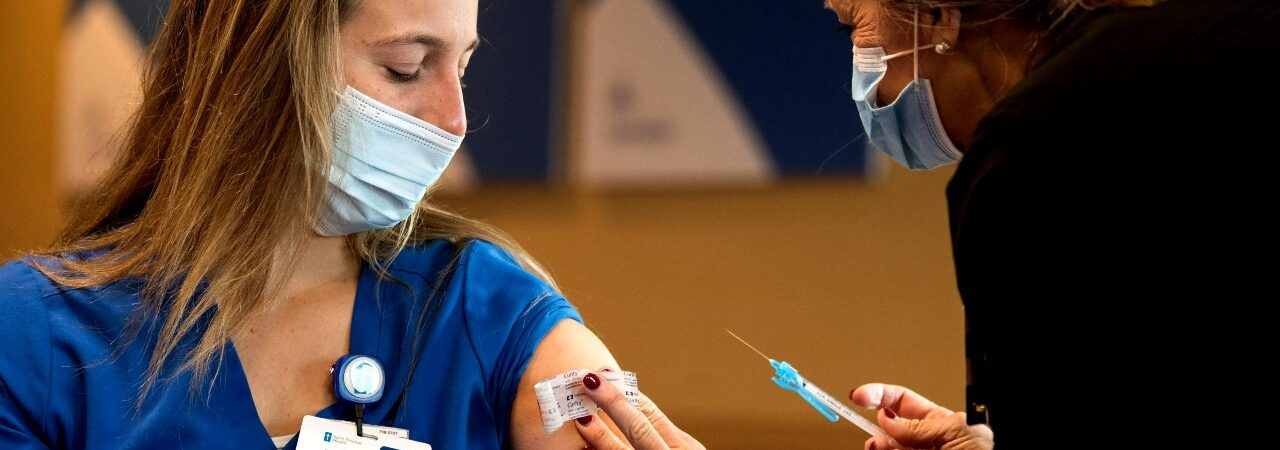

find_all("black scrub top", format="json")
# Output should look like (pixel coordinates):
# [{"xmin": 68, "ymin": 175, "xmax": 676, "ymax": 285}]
[{"xmin": 948, "ymin": 0, "xmax": 1278, "ymax": 447}]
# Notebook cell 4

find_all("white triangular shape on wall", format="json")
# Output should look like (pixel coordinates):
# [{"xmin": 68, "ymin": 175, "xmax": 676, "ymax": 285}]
[
  {"xmin": 577, "ymin": 0, "xmax": 774, "ymax": 188},
  {"xmin": 59, "ymin": 0, "xmax": 146, "ymax": 198}
]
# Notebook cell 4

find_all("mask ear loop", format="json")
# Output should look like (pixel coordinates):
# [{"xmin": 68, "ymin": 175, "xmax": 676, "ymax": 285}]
[
  {"xmin": 914, "ymin": 8, "xmax": 920, "ymax": 81},
  {"xmin": 879, "ymin": 8, "xmax": 953, "ymax": 74}
]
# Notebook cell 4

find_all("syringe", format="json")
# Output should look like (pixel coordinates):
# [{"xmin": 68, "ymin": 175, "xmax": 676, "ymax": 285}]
[{"xmin": 727, "ymin": 329, "xmax": 898, "ymax": 446}]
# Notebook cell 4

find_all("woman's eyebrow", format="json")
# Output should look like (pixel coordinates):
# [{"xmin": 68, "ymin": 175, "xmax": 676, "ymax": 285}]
[
  {"xmin": 371, "ymin": 32, "xmax": 447, "ymax": 49},
  {"xmin": 371, "ymin": 33, "xmax": 481, "ymax": 54}
]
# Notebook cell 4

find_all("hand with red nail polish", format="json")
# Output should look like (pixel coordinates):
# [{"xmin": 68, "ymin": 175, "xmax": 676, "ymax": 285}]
[
  {"xmin": 572, "ymin": 372, "xmax": 705, "ymax": 450},
  {"xmin": 850, "ymin": 383, "xmax": 994, "ymax": 450},
  {"xmin": 583, "ymin": 373, "xmax": 601, "ymax": 390}
]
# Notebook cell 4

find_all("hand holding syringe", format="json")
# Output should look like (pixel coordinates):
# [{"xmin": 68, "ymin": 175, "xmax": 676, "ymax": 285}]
[{"xmin": 727, "ymin": 330, "xmax": 901, "ymax": 448}]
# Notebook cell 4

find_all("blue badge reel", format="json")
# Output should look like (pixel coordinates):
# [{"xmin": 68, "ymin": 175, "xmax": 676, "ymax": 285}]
[{"xmin": 331, "ymin": 354, "xmax": 386, "ymax": 437}]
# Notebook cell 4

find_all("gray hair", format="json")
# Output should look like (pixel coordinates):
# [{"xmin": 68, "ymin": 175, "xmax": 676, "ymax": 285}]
[
  {"xmin": 877, "ymin": 0, "xmax": 1161, "ymax": 28},
  {"xmin": 875, "ymin": 0, "xmax": 1162, "ymax": 67}
]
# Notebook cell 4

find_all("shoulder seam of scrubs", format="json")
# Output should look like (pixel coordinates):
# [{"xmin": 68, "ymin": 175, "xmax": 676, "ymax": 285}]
[
  {"xmin": 14, "ymin": 257, "xmax": 120, "ymax": 302},
  {"xmin": 14, "ymin": 259, "xmax": 65, "ymax": 301},
  {"xmin": 386, "ymin": 266, "xmax": 432, "ymax": 285},
  {"xmin": 457, "ymin": 245, "xmax": 493, "ymax": 391}
]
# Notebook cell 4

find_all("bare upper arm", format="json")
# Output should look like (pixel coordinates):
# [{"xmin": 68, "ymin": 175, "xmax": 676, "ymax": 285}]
[{"xmin": 508, "ymin": 319, "xmax": 623, "ymax": 450}]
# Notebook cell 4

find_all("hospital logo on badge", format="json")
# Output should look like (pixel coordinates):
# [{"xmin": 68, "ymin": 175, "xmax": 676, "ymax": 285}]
[{"xmin": 324, "ymin": 432, "xmax": 333, "ymax": 442}]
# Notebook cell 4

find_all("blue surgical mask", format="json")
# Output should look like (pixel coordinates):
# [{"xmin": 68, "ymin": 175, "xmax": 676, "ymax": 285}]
[
  {"xmin": 315, "ymin": 86, "xmax": 463, "ymax": 236},
  {"xmin": 851, "ymin": 14, "xmax": 961, "ymax": 170}
]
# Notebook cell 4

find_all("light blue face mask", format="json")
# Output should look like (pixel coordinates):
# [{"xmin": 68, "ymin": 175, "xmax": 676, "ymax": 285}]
[
  {"xmin": 851, "ymin": 12, "xmax": 962, "ymax": 171},
  {"xmin": 315, "ymin": 86, "xmax": 463, "ymax": 236}
]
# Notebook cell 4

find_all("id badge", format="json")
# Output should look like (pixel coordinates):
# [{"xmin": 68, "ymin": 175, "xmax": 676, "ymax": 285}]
[{"xmin": 296, "ymin": 415, "xmax": 431, "ymax": 450}]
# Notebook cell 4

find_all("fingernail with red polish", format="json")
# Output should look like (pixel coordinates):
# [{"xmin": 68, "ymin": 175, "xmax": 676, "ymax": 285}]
[
  {"xmin": 884, "ymin": 407, "xmax": 897, "ymax": 419},
  {"xmin": 583, "ymin": 373, "xmax": 601, "ymax": 390},
  {"xmin": 577, "ymin": 415, "xmax": 593, "ymax": 425},
  {"xmin": 849, "ymin": 388, "xmax": 857, "ymax": 400}
]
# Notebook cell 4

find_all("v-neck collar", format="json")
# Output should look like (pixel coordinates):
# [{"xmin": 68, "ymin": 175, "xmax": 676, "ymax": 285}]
[{"xmin": 222, "ymin": 261, "xmax": 383, "ymax": 449}]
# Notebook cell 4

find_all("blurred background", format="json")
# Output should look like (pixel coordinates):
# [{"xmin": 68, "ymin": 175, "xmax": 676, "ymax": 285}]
[{"xmin": 0, "ymin": 0, "xmax": 963, "ymax": 448}]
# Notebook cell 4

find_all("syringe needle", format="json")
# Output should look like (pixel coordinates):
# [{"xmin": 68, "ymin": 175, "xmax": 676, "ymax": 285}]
[{"xmin": 726, "ymin": 329, "xmax": 772, "ymax": 362}]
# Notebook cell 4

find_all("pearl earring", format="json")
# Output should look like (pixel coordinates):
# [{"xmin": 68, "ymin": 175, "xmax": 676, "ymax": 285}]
[{"xmin": 935, "ymin": 41, "xmax": 953, "ymax": 54}]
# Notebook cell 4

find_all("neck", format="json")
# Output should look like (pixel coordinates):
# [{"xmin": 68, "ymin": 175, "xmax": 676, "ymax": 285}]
[
  {"xmin": 273, "ymin": 234, "xmax": 361, "ymax": 300},
  {"xmin": 975, "ymin": 23, "xmax": 1035, "ymax": 106},
  {"xmin": 940, "ymin": 23, "xmax": 1035, "ymax": 148}
]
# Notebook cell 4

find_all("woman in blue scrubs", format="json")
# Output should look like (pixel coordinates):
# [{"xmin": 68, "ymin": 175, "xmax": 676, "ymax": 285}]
[{"xmin": 0, "ymin": 0, "xmax": 621, "ymax": 448}]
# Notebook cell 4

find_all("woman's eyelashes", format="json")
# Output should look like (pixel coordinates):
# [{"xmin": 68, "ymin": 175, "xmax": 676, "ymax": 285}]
[{"xmin": 386, "ymin": 66, "xmax": 422, "ymax": 83}]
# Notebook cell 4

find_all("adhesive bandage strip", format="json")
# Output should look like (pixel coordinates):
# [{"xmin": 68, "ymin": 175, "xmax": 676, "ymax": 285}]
[{"xmin": 534, "ymin": 369, "xmax": 640, "ymax": 434}]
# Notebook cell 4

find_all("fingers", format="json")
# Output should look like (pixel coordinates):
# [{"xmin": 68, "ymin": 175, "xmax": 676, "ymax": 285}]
[
  {"xmin": 634, "ymin": 393, "xmax": 705, "ymax": 450},
  {"xmin": 880, "ymin": 407, "xmax": 937, "ymax": 448},
  {"xmin": 633, "ymin": 393, "xmax": 677, "ymax": 441},
  {"xmin": 579, "ymin": 372, "xmax": 670, "ymax": 450},
  {"xmin": 577, "ymin": 371, "xmax": 704, "ymax": 450},
  {"xmin": 878, "ymin": 409, "xmax": 993, "ymax": 450},
  {"xmin": 574, "ymin": 414, "xmax": 632, "ymax": 450},
  {"xmin": 850, "ymin": 383, "xmax": 952, "ymax": 420},
  {"xmin": 865, "ymin": 433, "xmax": 903, "ymax": 450}
]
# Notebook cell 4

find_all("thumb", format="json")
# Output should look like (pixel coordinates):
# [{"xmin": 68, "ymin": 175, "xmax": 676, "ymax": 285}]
[{"xmin": 879, "ymin": 408, "xmax": 968, "ymax": 449}]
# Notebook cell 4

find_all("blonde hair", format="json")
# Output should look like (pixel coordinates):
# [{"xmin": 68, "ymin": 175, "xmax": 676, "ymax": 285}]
[{"xmin": 34, "ymin": 0, "xmax": 554, "ymax": 405}]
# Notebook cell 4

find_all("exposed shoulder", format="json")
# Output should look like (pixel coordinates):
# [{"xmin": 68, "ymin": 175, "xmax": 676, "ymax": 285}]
[
  {"xmin": 457, "ymin": 240, "xmax": 619, "ymax": 449},
  {"xmin": 433, "ymin": 240, "xmax": 598, "ymax": 445}
]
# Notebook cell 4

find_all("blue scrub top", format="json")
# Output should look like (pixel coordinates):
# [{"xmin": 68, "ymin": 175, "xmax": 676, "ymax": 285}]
[{"xmin": 0, "ymin": 240, "xmax": 582, "ymax": 449}]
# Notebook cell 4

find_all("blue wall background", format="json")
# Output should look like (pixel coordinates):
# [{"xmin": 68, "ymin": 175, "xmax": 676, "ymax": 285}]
[
  {"xmin": 661, "ymin": 0, "xmax": 867, "ymax": 176},
  {"xmin": 68, "ymin": 0, "xmax": 864, "ymax": 182}
]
